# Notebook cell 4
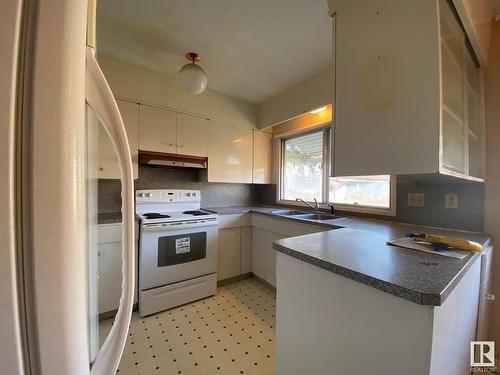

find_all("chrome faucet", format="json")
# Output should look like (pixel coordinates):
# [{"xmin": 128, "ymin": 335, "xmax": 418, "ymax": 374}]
[{"xmin": 295, "ymin": 198, "xmax": 320, "ymax": 212}]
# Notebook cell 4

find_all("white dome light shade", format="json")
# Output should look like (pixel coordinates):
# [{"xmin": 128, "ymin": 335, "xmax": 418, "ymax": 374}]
[{"xmin": 179, "ymin": 63, "xmax": 208, "ymax": 94}]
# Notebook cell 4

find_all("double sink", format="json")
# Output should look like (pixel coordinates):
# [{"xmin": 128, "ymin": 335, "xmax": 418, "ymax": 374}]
[{"xmin": 271, "ymin": 209, "xmax": 343, "ymax": 221}]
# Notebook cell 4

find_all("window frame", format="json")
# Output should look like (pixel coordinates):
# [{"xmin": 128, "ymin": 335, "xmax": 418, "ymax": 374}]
[
  {"xmin": 279, "ymin": 127, "xmax": 327, "ymax": 204},
  {"xmin": 276, "ymin": 126, "xmax": 396, "ymax": 216}
]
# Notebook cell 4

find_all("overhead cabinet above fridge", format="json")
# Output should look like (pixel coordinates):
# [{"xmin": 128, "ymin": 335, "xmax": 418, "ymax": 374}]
[{"xmin": 328, "ymin": 0, "xmax": 485, "ymax": 181}]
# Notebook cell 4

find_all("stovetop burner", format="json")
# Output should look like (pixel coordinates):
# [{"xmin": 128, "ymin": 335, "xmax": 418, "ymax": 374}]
[
  {"xmin": 183, "ymin": 210, "xmax": 210, "ymax": 216},
  {"xmin": 143, "ymin": 212, "xmax": 171, "ymax": 219}
]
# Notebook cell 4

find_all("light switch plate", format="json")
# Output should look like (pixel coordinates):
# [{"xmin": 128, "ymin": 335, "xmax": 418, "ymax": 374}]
[
  {"xmin": 445, "ymin": 193, "xmax": 458, "ymax": 209},
  {"xmin": 407, "ymin": 193, "xmax": 425, "ymax": 207}
]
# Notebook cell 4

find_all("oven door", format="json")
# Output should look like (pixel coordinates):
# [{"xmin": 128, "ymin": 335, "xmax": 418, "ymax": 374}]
[{"xmin": 139, "ymin": 219, "xmax": 218, "ymax": 290}]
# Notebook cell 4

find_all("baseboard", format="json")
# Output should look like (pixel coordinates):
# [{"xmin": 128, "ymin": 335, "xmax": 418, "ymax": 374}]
[
  {"xmin": 250, "ymin": 273, "xmax": 277, "ymax": 292},
  {"xmin": 217, "ymin": 273, "xmax": 276, "ymax": 292},
  {"xmin": 217, "ymin": 273, "xmax": 252, "ymax": 286}
]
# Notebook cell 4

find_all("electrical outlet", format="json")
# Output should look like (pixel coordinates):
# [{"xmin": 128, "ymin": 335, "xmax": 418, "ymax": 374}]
[
  {"xmin": 445, "ymin": 193, "xmax": 458, "ymax": 209},
  {"xmin": 407, "ymin": 193, "xmax": 425, "ymax": 207}
]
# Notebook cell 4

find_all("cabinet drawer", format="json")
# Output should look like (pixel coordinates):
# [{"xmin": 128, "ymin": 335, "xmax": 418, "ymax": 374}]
[
  {"xmin": 98, "ymin": 223, "xmax": 122, "ymax": 243},
  {"xmin": 217, "ymin": 213, "xmax": 251, "ymax": 229},
  {"xmin": 98, "ymin": 222, "xmax": 139, "ymax": 243}
]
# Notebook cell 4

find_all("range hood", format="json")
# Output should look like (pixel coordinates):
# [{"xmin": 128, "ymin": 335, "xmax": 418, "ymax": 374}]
[{"xmin": 138, "ymin": 150, "xmax": 208, "ymax": 169}]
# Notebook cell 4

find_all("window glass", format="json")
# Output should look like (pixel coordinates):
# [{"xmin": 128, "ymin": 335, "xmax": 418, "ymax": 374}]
[
  {"xmin": 282, "ymin": 131, "xmax": 323, "ymax": 201},
  {"xmin": 329, "ymin": 175, "xmax": 391, "ymax": 208},
  {"xmin": 280, "ymin": 127, "xmax": 392, "ymax": 211}
]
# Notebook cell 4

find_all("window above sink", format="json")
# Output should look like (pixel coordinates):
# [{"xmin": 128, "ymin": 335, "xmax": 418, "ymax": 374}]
[{"xmin": 277, "ymin": 126, "xmax": 396, "ymax": 216}]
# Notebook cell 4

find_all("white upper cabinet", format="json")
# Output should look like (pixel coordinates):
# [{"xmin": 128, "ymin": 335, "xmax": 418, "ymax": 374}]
[
  {"xmin": 440, "ymin": 1, "xmax": 484, "ymax": 178},
  {"xmin": 208, "ymin": 121, "xmax": 253, "ymax": 183},
  {"xmin": 330, "ymin": 0, "xmax": 484, "ymax": 181},
  {"xmin": 176, "ymin": 113, "xmax": 208, "ymax": 157},
  {"xmin": 252, "ymin": 130, "xmax": 272, "ymax": 184},
  {"xmin": 98, "ymin": 99, "xmax": 139, "ymax": 179},
  {"xmin": 139, "ymin": 104, "xmax": 209, "ymax": 157},
  {"xmin": 139, "ymin": 105, "xmax": 177, "ymax": 154}
]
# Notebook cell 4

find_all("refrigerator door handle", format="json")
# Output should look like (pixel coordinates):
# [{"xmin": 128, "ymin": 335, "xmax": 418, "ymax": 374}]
[{"xmin": 86, "ymin": 45, "xmax": 135, "ymax": 375}]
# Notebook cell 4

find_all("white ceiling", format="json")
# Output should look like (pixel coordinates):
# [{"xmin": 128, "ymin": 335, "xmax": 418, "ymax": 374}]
[{"xmin": 96, "ymin": 0, "xmax": 332, "ymax": 104}]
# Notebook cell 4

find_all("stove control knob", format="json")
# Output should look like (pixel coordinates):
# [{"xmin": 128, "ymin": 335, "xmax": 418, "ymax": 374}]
[
  {"xmin": 137, "ymin": 192, "xmax": 143, "ymax": 198},
  {"xmin": 145, "ymin": 193, "xmax": 151, "ymax": 198}
]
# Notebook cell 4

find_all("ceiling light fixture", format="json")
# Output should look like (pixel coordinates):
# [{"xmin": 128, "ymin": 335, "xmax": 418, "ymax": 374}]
[
  {"xmin": 179, "ymin": 52, "xmax": 208, "ymax": 95},
  {"xmin": 309, "ymin": 106, "xmax": 327, "ymax": 114}
]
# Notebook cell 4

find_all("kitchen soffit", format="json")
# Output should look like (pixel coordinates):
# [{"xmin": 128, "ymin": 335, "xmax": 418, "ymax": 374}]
[{"xmin": 96, "ymin": 0, "xmax": 332, "ymax": 105}]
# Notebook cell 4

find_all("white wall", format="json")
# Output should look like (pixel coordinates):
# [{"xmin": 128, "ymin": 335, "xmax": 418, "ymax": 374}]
[
  {"xmin": 484, "ymin": 19, "xmax": 500, "ymax": 359},
  {"xmin": 99, "ymin": 56, "xmax": 334, "ymax": 131},
  {"xmin": 98, "ymin": 56, "xmax": 259, "ymax": 128},
  {"xmin": 259, "ymin": 66, "xmax": 333, "ymax": 128}
]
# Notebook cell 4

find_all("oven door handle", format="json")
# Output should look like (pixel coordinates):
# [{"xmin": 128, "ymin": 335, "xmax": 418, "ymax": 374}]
[{"xmin": 142, "ymin": 220, "xmax": 218, "ymax": 232}]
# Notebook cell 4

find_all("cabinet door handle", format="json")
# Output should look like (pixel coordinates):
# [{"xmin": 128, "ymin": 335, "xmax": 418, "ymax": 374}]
[
  {"xmin": 168, "ymin": 143, "xmax": 173, "ymax": 147},
  {"xmin": 485, "ymin": 293, "xmax": 495, "ymax": 301},
  {"xmin": 179, "ymin": 145, "xmax": 184, "ymax": 148}
]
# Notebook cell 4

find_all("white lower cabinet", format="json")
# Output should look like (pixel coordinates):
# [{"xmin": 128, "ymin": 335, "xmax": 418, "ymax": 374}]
[
  {"xmin": 216, "ymin": 213, "xmax": 326, "ymax": 286},
  {"xmin": 250, "ymin": 214, "xmax": 327, "ymax": 287},
  {"xmin": 251, "ymin": 227, "xmax": 282, "ymax": 287},
  {"xmin": 97, "ymin": 223, "xmax": 138, "ymax": 315},
  {"xmin": 97, "ymin": 240, "xmax": 123, "ymax": 315},
  {"xmin": 240, "ymin": 226, "xmax": 252, "ymax": 274},
  {"xmin": 216, "ymin": 214, "xmax": 252, "ymax": 281},
  {"xmin": 217, "ymin": 227, "xmax": 242, "ymax": 281}
]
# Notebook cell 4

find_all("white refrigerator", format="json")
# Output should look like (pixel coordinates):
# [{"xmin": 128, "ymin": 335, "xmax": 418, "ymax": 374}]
[{"xmin": 1, "ymin": 0, "xmax": 135, "ymax": 374}]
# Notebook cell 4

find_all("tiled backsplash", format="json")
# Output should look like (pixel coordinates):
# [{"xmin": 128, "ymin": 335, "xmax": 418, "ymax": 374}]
[
  {"xmin": 395, "ymin": 176, "xmax": 484, "ymax": 232},
  {"xmin": 98, "ymin": 166, "xmax": 275, "ymax": 213},
  {"xmin": 99, "ymin": 168, "xmax": 485, "ymax": 232},
  {"xmin": 333, "ymin": 177, "xmax": 484, "ymax": 232},
  {"xmin": 267, "ymin": 176, "xmax": 484, "ymax": 232}
]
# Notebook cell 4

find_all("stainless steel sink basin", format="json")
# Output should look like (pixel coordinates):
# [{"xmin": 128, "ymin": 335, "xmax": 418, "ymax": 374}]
[
  {"xmin": 271, "ymin": 209, "xmax": 310, "ymax": 216},
  {"xmin": 271, "ymin": 209, "xmax": 342, "ymax": 221},
  {"xmin": 293, "ymin": 213, "xmax": 343, "ymax": 221}
]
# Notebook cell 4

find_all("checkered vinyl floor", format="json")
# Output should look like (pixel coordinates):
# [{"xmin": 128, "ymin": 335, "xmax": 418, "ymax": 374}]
[{"xmin": 100, "ymin": 278, "xmax": 276, "ymax": 375}]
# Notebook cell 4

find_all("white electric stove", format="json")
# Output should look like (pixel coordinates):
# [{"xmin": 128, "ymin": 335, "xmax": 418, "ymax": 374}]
[{"xmin": 136, "ymin": 189, "xmax": 218, "ymax": 317}]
